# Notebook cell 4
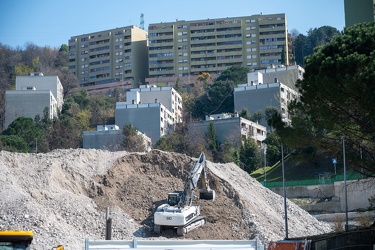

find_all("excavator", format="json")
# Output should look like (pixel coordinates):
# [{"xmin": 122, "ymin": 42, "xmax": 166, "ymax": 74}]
[
  {"xmin": 0, "ymin": 230, "xmax": 64, "ymax": 250},
  {"xmin": 153, "ymin": 152, "xmax": 216, "ymax": 236}
]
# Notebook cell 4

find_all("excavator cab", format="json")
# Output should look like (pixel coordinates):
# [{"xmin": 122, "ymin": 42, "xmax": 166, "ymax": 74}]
[{"xmin": 167, "ymin": 191, "xmax": 183, "ymax": 206}]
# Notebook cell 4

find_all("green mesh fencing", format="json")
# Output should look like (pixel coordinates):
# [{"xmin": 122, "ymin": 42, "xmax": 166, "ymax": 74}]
[{"xmin": 262, "ymin": 172, "xmax": 363, "ymax": 188}]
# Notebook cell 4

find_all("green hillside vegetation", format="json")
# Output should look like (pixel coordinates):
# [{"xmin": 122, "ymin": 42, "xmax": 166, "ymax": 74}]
[
  {"xmin": 251, "ymin": 150, "xmax": 363, "ymax": 188},
  {"xmin": 251, "ymin": 152, "xmax": 334, "ymax": 182}
]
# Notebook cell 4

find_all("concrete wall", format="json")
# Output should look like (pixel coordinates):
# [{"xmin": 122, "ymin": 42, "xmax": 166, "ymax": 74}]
[
  {"xmin": 115, "ymin": 105, "xmax": 161, "ymax": 145},
  {"xmin": 4, "ymin": 90, "xmax": 56, "ymax": 130},
  {"xmin": 189, "ymin": 117, "xmax": 241, "ymax": 147},
  {"xmin": 83, "ymin": 130, "xmax": 123, "ymax": 150},
  {"xmin": 335, "ymin": 179, "xmax": 375, "ymax": 211},
  {"xmin": 271, "ymin": 184, "xmax": 336, "ymax": 199},
  {"xmin": 234, "ymin": 83, "xmax": 280, "ymax": 127},
  {"xmin": 270, "ymin": 178, "xmax": 375, "ymax": 212}
]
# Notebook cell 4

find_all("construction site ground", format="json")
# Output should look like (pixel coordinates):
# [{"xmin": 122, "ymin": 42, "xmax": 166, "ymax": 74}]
[{"xmin": 0, "ymin": 149, "xmax": 333, "ymax": 249}]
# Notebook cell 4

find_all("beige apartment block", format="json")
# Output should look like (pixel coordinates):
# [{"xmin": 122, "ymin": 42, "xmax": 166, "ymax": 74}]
[
  {"xmin": 147, "ymin": 13, "xmax": 289, "ymax": 84},
  {"xmin": 68, "ymin": 26, "xmax": 148, "ymax": 88}
]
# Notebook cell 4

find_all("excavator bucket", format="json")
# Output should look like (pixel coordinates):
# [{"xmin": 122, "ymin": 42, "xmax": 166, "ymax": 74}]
[{"xmin": 199, "ymin": 189, "xmax": 216, "ymax": 201}]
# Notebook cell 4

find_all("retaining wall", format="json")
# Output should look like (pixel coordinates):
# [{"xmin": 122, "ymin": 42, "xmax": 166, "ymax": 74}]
[{"xmin": 270, "ymin": 178, "xmax": 375, "ymax": 212}]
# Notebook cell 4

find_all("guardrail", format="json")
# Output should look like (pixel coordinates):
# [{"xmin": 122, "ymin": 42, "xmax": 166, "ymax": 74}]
[{"xmin": 84, "ymin": 238, "xmax": 265, "ymax": 250}]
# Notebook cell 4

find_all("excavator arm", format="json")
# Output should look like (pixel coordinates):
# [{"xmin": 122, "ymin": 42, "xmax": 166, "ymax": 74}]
[{"xmin": 179, "ymin": 152, "xmax": 215, "ymax": 207}]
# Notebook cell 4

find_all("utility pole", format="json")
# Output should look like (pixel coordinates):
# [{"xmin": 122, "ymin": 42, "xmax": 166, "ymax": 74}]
[
  {"xmin": 281, "ymin": 143, "xmax": 288, "ymax": 239},
  {"xmin": 263, "ymin": 144, "xmax": 267, "ymax": 186},
  {"xmin": 342, "ymin": 137, "xmax": 348, "ymax": 231}
]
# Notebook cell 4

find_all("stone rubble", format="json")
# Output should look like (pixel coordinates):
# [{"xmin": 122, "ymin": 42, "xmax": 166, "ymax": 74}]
[{"xmin": 0, "ymin": 149, "xmax": 332, "ymax": 249}]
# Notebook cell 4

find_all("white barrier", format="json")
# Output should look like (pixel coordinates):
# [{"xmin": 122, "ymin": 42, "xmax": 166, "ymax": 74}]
[{"xmin": 84, "ymin": 238, "xmax": 265, "ymax": 250}]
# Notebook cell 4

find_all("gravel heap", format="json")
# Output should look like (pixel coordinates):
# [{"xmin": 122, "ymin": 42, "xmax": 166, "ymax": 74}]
[{"xmin": 0, "ymin": 149, "xmax": 332, "ymax": 249}]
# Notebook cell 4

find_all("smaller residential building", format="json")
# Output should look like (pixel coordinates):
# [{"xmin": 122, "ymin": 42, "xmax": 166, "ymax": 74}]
[
  {"xmin": 83, "ymin": 84, "xmax": 182, "ymax": 148},
  {"xmin": 234, "ymin": 70, "xmax": 299, "ymax": 128},
  {"xmin": 248, "ymin": 64, "xmax": 304, "ymax": 90},
  {"xmin": 125, "ymin": 84, "xmax": 183, "ymax": 123},
  {"xmin": 189, "ymin": 113, "xmax": 266, "ymax": 148},
  {"xmin": 4, "ymin": 73, "xmax": 63, "ymax": 130},
  {"xmin": 115, "ymin": 84, "xmax": 182, "ymax": 145},
  {"xmin": 83, "ymin": 124, "xmax": 151, "ymax": 151},
  {"xmin": 115, "ymin": 102, "xmax": 174, "ymax": 145}
]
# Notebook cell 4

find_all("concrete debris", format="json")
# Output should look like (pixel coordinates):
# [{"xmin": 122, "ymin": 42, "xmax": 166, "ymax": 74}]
[{"xmin": 0, "ymin": 149, "xmax": 332, "ymax": 249}]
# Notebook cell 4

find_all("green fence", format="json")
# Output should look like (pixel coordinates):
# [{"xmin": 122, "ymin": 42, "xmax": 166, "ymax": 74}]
[{"xmin": 263, "ymin": 172, "xmax": 363, "ymax": 188}]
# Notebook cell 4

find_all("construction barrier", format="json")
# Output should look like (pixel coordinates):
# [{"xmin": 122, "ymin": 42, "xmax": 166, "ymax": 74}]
[{"xmin": 84, "ymin": 238, "xmax": 265, "ymax": 250}]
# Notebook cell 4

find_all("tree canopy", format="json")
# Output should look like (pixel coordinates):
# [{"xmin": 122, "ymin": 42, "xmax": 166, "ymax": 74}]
[
  {"xmin": 274, "ymin": 22, "xmax": 375, "ymax": 177},
  {"xmin": 215, "ymin": 65, "xmax": 249, "ymax": 85},
  {"xmin": 292, "ymin": 26, "xmax": 340, "ymax": 66}
]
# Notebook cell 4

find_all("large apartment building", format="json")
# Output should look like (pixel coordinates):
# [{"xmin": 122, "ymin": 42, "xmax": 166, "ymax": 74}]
[
  {"xmin": 68, "ymin": 26, "xmax": 148, "ymax": 88},
  {"xmin": 147, "ymin": 13, "xmax": 289, "ymax": 84}
]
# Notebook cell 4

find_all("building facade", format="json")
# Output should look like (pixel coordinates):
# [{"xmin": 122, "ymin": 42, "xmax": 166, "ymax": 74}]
[
  {"xmin": 4, "ymin": 73, "xmax": 63, "ymax": 130},
  {"xmin": 344, "ymin": 0, "xmax": 375, "ymax": 27},
  {"xmin": 68, "ymin": 26, "xmax": 148, "ymax": 88},
  {"xmin": 247, "ymin": 64, "xmax": 304, "ymax": 90},
  {"xmin": 189, "ymin": 113, "xmax": 267, "ymax": 148},
  {"xmin": 125, "ymin": 85, "xmax": 183, "ymax": 123},
  {"xmin": 115, "ymin": 85, "xmax": 182, "ymax": 145},
  {"xmin": 115, "ymin": 102, "xmax": 174, "ymax": 145},
  {"xmin": 234, "ymin": 79, "xmax": 298, "ymax": 128},
  {"xmin": 147, "ymin": 13, "xmax": 289, "ymax": 84}
]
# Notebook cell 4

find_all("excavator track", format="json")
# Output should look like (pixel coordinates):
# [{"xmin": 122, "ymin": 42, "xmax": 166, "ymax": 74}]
[{"xmin": 177, "ymin": 216, "xmax": 206, "ymax": 236}]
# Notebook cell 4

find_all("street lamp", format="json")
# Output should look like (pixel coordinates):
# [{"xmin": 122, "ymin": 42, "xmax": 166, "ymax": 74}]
[{"xmin": 281, "ymin": 142, "xmax": 288, "ymax": 239}]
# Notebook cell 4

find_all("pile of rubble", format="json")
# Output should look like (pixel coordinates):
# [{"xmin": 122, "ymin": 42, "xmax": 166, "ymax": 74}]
[{"xmin": 0, "ymin": 149, "xmax": 332, "ymax": 249}]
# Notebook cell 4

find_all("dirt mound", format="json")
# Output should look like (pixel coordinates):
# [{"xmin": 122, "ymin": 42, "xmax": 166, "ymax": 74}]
[
  {"xmin": 90, "ymin": 150, "xmax": 332, "ymax": 242},
  {"xmin": 90, "ymin": 150, "xmax": 249, "ymax": 240},
  {"xmin": 0, "ymin": 149, "xmax": 332, "ymax": 249}
]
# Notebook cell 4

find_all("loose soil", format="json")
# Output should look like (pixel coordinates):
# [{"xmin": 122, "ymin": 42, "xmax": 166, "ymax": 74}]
[{"xmin": 0, "ymin": 149, "xmax": 332, "ymax": 249}]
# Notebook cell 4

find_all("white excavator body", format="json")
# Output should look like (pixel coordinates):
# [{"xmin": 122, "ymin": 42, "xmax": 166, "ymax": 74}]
[
  {"xmin": 153, "ymin": 153, "xmax": 215, "ymax": 236},
  {"xmin": 154, "ymin": 204, "xmax": 200, "ymax": 227}
]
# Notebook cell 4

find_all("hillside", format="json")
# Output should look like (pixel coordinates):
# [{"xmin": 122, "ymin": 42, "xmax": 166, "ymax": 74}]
[
  {"xmin": 251, "ymin": 153, "xmax": 340, "ymax": 182},
  {"xmin": 0, "ymin": 149, "xmax": 332, "ymax": 249}
]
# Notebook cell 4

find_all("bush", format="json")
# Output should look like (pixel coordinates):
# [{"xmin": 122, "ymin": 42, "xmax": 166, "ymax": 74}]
[{"xmin": 333, "ymin": 214, "xmax": 345, "ymax": 232}]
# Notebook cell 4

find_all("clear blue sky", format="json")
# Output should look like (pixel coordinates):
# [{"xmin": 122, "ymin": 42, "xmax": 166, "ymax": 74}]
[{"xmin": 0, "ymin": 0, "xmax": 345, "ymax": 49}]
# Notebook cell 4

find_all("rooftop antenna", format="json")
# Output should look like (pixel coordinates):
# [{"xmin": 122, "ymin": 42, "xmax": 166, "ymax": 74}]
[{"xmin": 140, "ymin": 13, "xmax": 144, "ymax": 30}]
